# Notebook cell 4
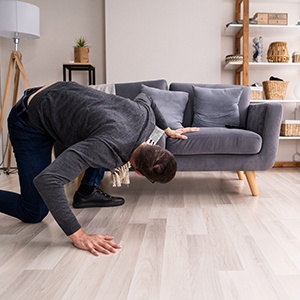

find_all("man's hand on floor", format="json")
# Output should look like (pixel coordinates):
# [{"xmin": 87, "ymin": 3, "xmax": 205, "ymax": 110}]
[{"xmin": 70, "ymin": 228, "xmax": 121, "ymax": 256}]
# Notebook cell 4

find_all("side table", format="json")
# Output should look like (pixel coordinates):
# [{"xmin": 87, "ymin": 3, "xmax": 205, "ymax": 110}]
[{"xmin": 63, "ymin": 63, "xmax": 96, "ymax": 85}]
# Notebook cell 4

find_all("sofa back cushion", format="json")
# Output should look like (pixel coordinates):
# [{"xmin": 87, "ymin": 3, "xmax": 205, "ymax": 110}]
[
  {"xmin": 115, "ymin": 79, "xmax": 168, "ymax": 99},
  {"xmin": 169, "ymin": 83, "xmax": 250, "ymax": 128},
  {"xmin": 141, "ymin": 85, "xmax": 189, "ymax": 129},
  {"xmin": 192, "ymin": 86, "xmax": 243, "ymax": 127}
]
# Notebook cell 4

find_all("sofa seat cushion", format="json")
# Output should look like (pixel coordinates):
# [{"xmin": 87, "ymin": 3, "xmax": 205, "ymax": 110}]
[{"xmin": 167, "ymin": 128, "xmax": 262, "ymax": 155}]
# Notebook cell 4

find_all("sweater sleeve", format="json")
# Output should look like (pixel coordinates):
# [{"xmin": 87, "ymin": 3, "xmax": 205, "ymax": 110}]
[{"xmin": 33, "ymin": 138, "xmax": 120, "ymax": 236}]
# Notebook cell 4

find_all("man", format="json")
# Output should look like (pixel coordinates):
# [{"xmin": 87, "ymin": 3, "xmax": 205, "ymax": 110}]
[{"xmin": 0, "ymin": 81, "xmax": 198, "ymax": 256}]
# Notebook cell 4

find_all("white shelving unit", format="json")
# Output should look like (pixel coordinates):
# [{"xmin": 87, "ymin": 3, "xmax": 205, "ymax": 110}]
[
  {"xmin": 224, "ymin": 24, "xmax": 300, "ymax": 37},
  {"xmin": 250, "ymin": 100, "xmax": 300, "ymax": 103},
  {"xmin": 223, "ymin": 0, "xmax": 300, "ymax": 163},
  {"xmin": 224, "ymin": 61, "xmax": 300, "ymax": 70},
  {"xmin": 224, "ymin": 23, "xmax": 300, "ymax": 70}
]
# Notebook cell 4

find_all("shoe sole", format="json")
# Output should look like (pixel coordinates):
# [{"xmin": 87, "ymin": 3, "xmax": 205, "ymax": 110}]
[{"xmin": 72, "ymin": 200, "xmax": 125, "ymax": 209}]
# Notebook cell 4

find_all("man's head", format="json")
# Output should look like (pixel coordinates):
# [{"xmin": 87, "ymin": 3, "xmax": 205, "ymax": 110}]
[{"xmin": 131, "ymin": 144, "xmax": 177, "ymax": 184}]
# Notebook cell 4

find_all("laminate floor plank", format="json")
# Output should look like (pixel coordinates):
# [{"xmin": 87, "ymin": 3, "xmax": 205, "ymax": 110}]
[
  {"xmin": 220, "ymin": 213, "xmax": 290, "ymax": 300},
  {"xmin": 277, "ymin": 275, "xmax": 300, "ymax": 300},
  {"xmin": 187, "ymin": 235, "xmax": 225, "ymax": 300},
  {"xmin": 94, "ymin": 224, "xmax": 147, "ymax": 300},
  {"xmin": 159, "ymin": 208, "xmax": 192, "ymax": 300},
  {"xmin": 126, "ymin": 219, "xmax": 166, "ymax": 300},
  {"xmin": 0, "ymin": 169, "xmax": 300, "ymax": 299},
  {"xmin": 230, "ymin": 200, "xmax": 300, "ymax": 275},
  {"xmin": 202, "ymin": 207, "xmax": 244, "ymax": 271}
]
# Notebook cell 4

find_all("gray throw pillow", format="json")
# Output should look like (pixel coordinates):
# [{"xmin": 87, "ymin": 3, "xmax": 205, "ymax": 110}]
[
  {"xmin": 141, "ymin": 85, "xmax": 189, "ymax": 129},
  {"xmin": 192, "ymin": 86, "xmax": 243, "ymax": 127}
]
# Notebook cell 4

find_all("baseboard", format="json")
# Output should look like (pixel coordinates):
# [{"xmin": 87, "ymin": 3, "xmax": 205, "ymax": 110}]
[{"xmin": 273, "ymin": 161, "xmax": 300, "ymax": 168}]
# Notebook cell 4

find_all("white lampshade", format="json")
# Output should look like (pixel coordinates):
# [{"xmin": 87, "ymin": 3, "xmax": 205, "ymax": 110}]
[{"xmin": 0, "ymin": 0, "xmax": 40, "ymax": 40}]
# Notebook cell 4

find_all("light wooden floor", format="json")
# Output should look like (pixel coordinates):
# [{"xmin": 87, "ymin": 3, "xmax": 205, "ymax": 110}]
[{"xmin": 0, "ymin": 168, "xmax": 300, "ymax": 300}]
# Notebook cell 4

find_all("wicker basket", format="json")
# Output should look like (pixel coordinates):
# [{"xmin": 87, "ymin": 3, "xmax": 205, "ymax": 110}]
[
  {"xmin": 263, "ymin": 80, "xmax": 288, "ymax": 100},
  {"xmin": 225, "ymin": 54, "xmax": 243, "ymax": 63},
  {"xmin": 267, "ymin": 42, "xmax": 289, "ymax": 63},
  {"xmin": 292, "ymin": 51, "xmax": 300, "ymax": 63},
  {"xmin": 280, "ymin": 120, "xmax": 300, "ymax": 136},
  {"xmin": 250, "ymin": 86, "xmax": 263, "ymax": 100}
]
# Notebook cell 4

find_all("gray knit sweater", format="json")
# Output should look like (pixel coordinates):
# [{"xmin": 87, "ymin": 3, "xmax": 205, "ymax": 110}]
[{"xmin": 27, "ymin": 81, "xmax": 168, "ymax": 235}]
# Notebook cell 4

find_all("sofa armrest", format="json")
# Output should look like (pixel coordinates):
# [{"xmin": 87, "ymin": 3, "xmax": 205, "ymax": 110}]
[
  {"xmin": 246, "ymin": 102, "xmax": 283, "ymax": 136},
  {"xmin": 246, "ymin": 102, "xmax": 283, "ymax": 169}
]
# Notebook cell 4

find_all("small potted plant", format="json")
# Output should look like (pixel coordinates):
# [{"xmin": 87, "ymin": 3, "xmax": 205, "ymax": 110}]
[{"xmin": 74, "ymin": 36, "xmax": 90, "ymax": 63}]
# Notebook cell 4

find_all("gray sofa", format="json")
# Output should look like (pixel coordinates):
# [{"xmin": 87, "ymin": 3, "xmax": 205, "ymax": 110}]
[{"xmin": 114, "ymin": 79, "xmax": 283, "ymax": 196}]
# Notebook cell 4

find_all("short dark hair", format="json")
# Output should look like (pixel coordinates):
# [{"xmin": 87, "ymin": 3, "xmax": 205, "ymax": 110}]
[{"xmin": 134, "ymin": 144, "xmax": 177, "ymax": 183}]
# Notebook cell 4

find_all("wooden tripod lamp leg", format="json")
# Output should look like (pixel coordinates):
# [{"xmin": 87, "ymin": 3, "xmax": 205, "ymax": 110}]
[
  {"xmin": 14, "ymin": 51, "xmax": 31, "ymax": 88},
  {"xmin": 0, "ymin": 51, "xmax": 32, "ymax": 173},
  {"xmin": 0, "ymin": 53, "xmax": 15, "ymax": 133},
  {"xmin": 6, "ymin": 57, "xmax": 22, "ymax": 173}
]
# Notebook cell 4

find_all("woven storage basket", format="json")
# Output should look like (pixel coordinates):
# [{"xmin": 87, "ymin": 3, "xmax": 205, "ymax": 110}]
[
  {"xmin": 292, "ymin": 51, "xmax": 300, "ymax": 62},
  {"xmin": 280, "ymin": 120, "xmax": 300, "ymax": 136},
  {"xmin": 225, "ymin": 54, "xmax": 243, "ymax": 63},
  {"xmin": 263, "ymin": 80, "xmax": 288, "ymax": 100},
  {"xmin": 267, "ymin": 42, "xmax": 289, "ymax": 63},
  {"xmin": 250, "ymin": 86, "xmax": 263, "ymax": 100}
]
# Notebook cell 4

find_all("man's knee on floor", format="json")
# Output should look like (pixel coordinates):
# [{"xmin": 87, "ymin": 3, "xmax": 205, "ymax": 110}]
[{"xmin": 21, "ymin": 205, "xmax": 49, "ymax": 223}]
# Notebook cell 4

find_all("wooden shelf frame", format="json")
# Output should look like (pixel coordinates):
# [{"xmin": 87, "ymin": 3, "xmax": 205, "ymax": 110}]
[{"xmin": 234, "ymin": 0, "xmax": 249, "ymax": 86}]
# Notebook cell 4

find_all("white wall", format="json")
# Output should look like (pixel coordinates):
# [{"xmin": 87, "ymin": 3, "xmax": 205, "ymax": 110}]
[{"xmin": 105, "ymin": 0, "xmax": 221, "ymax": 84}]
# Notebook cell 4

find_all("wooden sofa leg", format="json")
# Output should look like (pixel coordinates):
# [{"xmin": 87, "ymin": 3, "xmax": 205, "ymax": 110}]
[
  {"xmin": 237, "ymin": 171, "xmax": 244, "ymax": 180},
  {"xmin": 244, "ymin": 171, "xmax": 259, "ymax": 196}
]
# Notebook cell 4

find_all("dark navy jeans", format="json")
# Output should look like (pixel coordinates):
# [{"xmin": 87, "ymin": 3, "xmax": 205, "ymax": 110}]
[
  {"xmin": 81, "ymin": 167, "xmax": 105, "ymax": 186},
  {"xmin": 0, "ymin": 102, "xmax": 53, "ymax": 222},
  {"xmin": 0, "ymin": 90, "xmax": 105, "ymax": 223}
]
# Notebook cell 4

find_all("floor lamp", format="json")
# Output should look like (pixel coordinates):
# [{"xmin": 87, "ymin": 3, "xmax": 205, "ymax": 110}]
[{"xmin": 0, "ymin": 0, "xmax": 40, "ymax": 172}]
